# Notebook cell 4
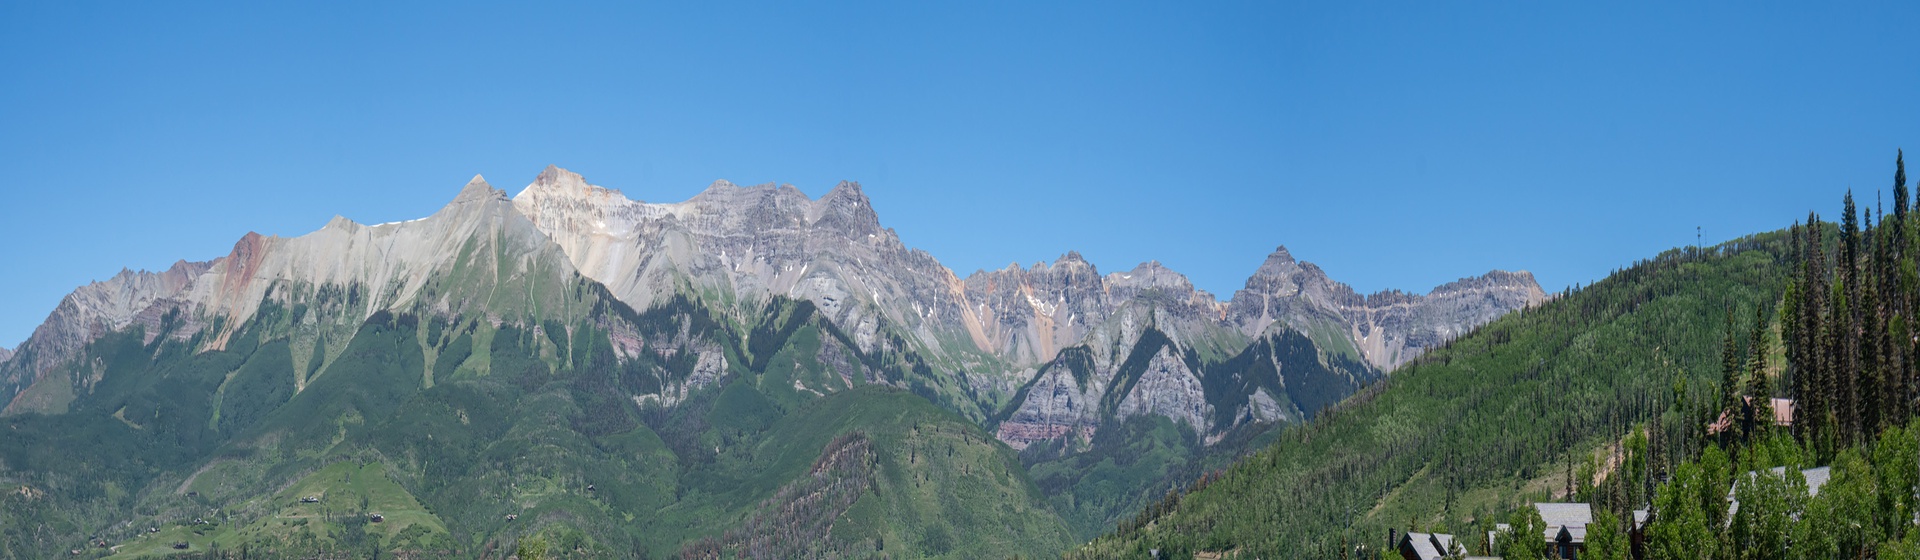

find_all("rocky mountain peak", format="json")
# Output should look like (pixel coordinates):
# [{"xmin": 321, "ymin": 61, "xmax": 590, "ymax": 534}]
[
  {"xmin": 2, "ymin": 258, "xmax": 212, "ymax": 411},
  {"xmin": 1033, "ymin": 253, "xmax": 1095, "ymax": 279},
  {"xmin": 323, "ymin": 215, "xmax": 357, "ymax": 230},
  {"xmin": 811, "ymin": 181, "xmax": 882, "ymax": 235},
  {"xmin": 1113, "ymin": 260, "xmax": 1197, "ymax": 292},
  {"xmin": 451, "ymin": 174, "xmax": 506, "ymax": 204},
  {"xmin": 517, "ymin": 166, "xmax": 630, "ymax": 209},
  {"xmin": 1252, "ymin": 245, "xmax": 1300, "ymax": 275},
  {"xmin": 1428, "ymin": 270, "xmax": 1542, "ymax": 297},
  {"xmin": 534, "ymin": 165, "xmax": 584, "ymax": 187}
]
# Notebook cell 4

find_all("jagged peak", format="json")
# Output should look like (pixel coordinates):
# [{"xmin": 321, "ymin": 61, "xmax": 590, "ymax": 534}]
[
  {"xmin": 517, "ymin": 165, "xmax": 628, "ymax": 203},
  {"xmin": 1261, "ymin": 245, "xmax": 1295, "ymax": 267},
  {"xmin": 1113, "ymin": 260, "xmax": 1202, "ymax": 293},
  {"xmin": 818, "ymin": 180, "xmax": 872, "ymax": 210},
  {"xmin": 323, "ymin": 215, "xmax": 360, "ymax": 231},
  {"xmin": 451, "ymin": 174, "xmax": 505, "ymax": 204},
  {"xmin": 825, "ymin": 180, "xmax": 865, "ymax": 198},
  {"xmin": 534, "ymin": 165, "xmax": 583, "ymax": 187},
  {"xmin": 1124, "ymin": 260, "xmax": 1175, "ymax": 280},
  {"xmin": 1427, "ymin": 269, "xmax": 1542, "ymax": 296},
  {"xmin": 1244, "ymin": 245, "xmax": 1306, "ymax": 284},
  {"xmin": 690, "ymin": 180, "xmax": 804, "ymax": 206}
]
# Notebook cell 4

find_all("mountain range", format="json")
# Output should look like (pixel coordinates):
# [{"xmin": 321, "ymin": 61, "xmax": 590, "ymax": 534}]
[{"xmin": 0, "ymin": 167, "xmax": 1542, "ymax": 558}]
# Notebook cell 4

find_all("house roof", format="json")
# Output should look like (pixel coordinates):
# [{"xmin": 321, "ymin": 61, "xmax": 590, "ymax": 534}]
[
  {"xmin": 1402, "ymin": 532, "xmax": 1441, "ymax": 560},
  {"xmin": 1400, "ymin": 532, "xmax": 1459, "ymax": 560},
  {"xmin": 1533, "ymin": 502, "xmax": 1592, "ymax": 543},
  {"xmin": 1770, "ymin": 398, "xmax": 1794, "ymax": 426},
  {"xmin": 1802, "ymin": 466, "xmax": 1831, "ymax": 496},
  {"xmin": 1728, "ymin": 466, "xmax": 1834, "ymax": 520},
  {"xmin": 1708, "ymin": 397, "xmax": 1795, "ymax": 434},
  {"xmin": 1707, "ymin": 409, "xmax": 1735, "ymax": 435}
]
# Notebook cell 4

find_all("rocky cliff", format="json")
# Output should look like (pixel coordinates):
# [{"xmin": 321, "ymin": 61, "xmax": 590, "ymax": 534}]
[
  {"xmin": 0, "ymin": 259, "xmax": 209, "ymax": 411},
  {"xmin": 2, "ymin": 166, "xmax": 1544, "ymax": 438},
  {"xmin": 1226, "ymin": 246, "xmax": 1547, "ymax": 371},
  {"xmin": 2, "ymin": 175, "xmax": 614, "ymax": 414},
  {"xmin": 511, "ymin": 167, "xmax": 994, "ymax": 385}
]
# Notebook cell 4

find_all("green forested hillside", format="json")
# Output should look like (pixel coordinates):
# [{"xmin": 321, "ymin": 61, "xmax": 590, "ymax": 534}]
[
  {"xmin": 1073, "ymin": 232, "xmax": 1795, "ymax": 558},
  {"xmin": 1608, "ymin": 166, "xmax": 1920, "ymax": 560},
  {"xmin": 0, "ymin": 289, "xmax": 1072, "ymax": 559}
]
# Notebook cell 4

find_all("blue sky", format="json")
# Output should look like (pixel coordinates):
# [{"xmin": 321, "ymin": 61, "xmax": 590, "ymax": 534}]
[{"xmin": 2, "ymin": 2, "xmax": 1917, "ymax": 347}]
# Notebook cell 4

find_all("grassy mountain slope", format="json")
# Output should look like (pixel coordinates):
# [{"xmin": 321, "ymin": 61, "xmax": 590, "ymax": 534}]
[
  {"xmin": 0, "ymin": 286, "xmax": 1072, "ymax": 558},
  {"xmin": 1073, "ymin": 233, "xmax": 1793, "ymax": 558}
]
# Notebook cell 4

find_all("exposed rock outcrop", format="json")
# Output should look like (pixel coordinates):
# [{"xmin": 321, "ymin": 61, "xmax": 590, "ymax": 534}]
[
  {"xmin": 0, "ymin": 260, "xmax": 209, "ymax": 411},
  {"xmin": 1226, "ymin": 246, "xmax": 1546, "ymax": 371},
  {"xmin": 3, "ymin": 175, "xmax": 601, "ymax": 414},
  {"xmin": 1114, "ymin": 346, "xmax": 1213, "ymax": 436},
  {"xmin": 512, "ymin": 167, "xmax": 990, "ymax": 377},
  {"xmin": 2, "ymin": 167, "xmax": 1544, "ymax": 446}
]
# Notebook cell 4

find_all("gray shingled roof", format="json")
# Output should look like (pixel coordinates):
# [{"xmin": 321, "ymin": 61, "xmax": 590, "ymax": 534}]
[
  {"xmin": 1802, "ymin": 466, "xmax": 1831, "ymax": 496},
  {"xmin": 1403, "ymin": 532, "xmax": 1443, "ymax": 560},
  {"xmin": 1533, "ymin": 502, "xmax": 1592, "ymax": 543},
  {"xmin": 1401, "ymin": 532, "xmax": 1462, "ymax": 560},
  {"xmin": 1727, "ymin": 466, "xmax": 1835, "ymax": 521}
]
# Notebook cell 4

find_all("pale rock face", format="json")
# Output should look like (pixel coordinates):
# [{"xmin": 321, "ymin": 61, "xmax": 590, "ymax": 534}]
[
  {"xmin": 185, "ymin": 175, "xmax": 570, "ymax": 344},
  {"xmin": 1226, "ymin": 246, "xmax": 1546, "ymax": 371},
  {"xmin": 1115, "ymin": 346, "xmax": 1213, "ymax": 436},
  {"xmin": 634, "ymin": 341, "xmax": 729, "ymax": 408},
  {"xmin": 2, "ymin": 174, "xmax": 605, "ymax": 413},
  {"xmin": 1247, "ymin": 387, "xmax": 1286, "ymax": 423},
  {"xmin": 512, "ymin": 166, "xmax": 990, "ymax": 372},
  {"xmin": 1, "ymin": 260, "xmax": 209, "ymax": 411},
  {"xmin": 2, "ymin": 166, "xmax": 1546, "ymax": 444},
  {"xmin": 961, "ymin": 253, "xmax": 1114, "ymax": 367},
  {"xmin": 508, "ymin": 169, "xmax": 1543, "ymax": 449},
  {"xmin": 960, "ymin": 255, "xmax": 1238, "ymax": 373},
  {"xmin": 993, "ymin": 361, "xmax": 1104, "ymax": 450}
]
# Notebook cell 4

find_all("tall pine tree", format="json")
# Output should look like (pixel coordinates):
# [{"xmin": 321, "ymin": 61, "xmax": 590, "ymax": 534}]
[
  {"xmin": 1840, "ymin": 191, "xmax": 1862, "ymax": 444},
  {"xmin": 1749, "ymin": 303, "xmax": 1774, "ymax": 439},
  {"xmin": 1722, "ymin": 307, "xmax": 1743, "ymax": 424},
  {"xmin": 1750, "ymin": 304, "xmax": 1773, "ymax": 400}
]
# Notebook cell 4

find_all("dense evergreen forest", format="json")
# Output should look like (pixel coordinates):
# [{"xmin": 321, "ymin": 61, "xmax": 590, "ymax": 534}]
[
  {"xmin": 1613, "ymin": 151, "xmax": 1920, "ymax": 559},
  {"xmin": 1077, "ymin": 152, "xmax": 1920, "ymax": 559}
]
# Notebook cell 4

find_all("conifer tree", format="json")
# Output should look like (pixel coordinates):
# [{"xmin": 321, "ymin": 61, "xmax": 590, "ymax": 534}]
[
  {"xmin": 1861, "ymin": 255, "xmax": 1884, "ymax": 437},
  {"xmin": 1898, "ymin": 149, "xmax": 1909, "ymax": 224},
  {"xmin": 1841, "ymin": 192, "xmax": 1863, "ymax": 444},
  {"xmin": 1798, "ymin": 214, "xmax": 1829, "ymax": 449},
  {"xmin": 1749, "ymin": 304, "xmax": 1774, "ymax": 437},
  {"xmin": 1722, "ymin": 307, "xmax": 1743, "ymax": 418}
]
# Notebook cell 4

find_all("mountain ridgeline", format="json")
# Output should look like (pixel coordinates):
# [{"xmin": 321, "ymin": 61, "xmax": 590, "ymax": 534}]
[{"xmin": 0, "ymin": 167, "xmax": 1540, "ymax": 558}]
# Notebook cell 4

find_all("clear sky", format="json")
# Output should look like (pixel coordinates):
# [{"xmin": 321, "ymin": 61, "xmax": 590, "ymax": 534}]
[{"xmin": 2, "ymin": 2, "xmax": 1917, "ymax": 348}]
